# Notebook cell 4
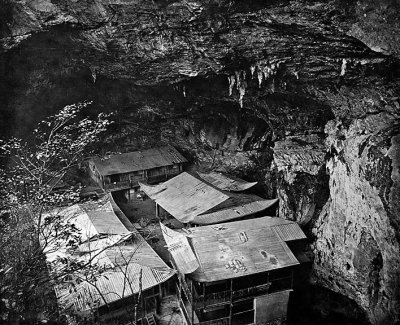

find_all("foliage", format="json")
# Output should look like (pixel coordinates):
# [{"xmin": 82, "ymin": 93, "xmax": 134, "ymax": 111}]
[{"xmin": 0, "ymin": 102, "xmax": 112, "ymax": 324}]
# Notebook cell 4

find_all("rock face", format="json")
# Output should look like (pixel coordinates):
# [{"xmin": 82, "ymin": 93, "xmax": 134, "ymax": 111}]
[
  {"xmin": 313, "ymin": 114, "xmax": 400, "ymax": 324},
  {"xmin": 273, "ymin": 134, "xmax": 329, "ymax": 227},
  {"xmin": 1, "ymin": 0, "xmax": 400, "ymax": 324}
]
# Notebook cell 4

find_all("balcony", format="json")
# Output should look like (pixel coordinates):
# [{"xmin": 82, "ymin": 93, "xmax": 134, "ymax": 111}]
[
  {"xmin": 199, "ymin": 317, "xmax": 230, "ymax": 325},
  {"xmin": 232, "ymin": 283, "xmax": 271, "ymax": 300},
  {"xmin": 104, "ymin": 180, "xmax": 131, "ymax": 192},
  {"xmin": 194, "ymin": 290, "xmax": 231, "ymax": 309},
  {"xmin": 192, "ymin": 282, "xmax": 273, "ymax": 310}
]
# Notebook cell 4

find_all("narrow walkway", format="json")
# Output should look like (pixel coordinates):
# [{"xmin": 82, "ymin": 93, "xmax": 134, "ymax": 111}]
[{"xmin": 158, "ymin": 295, "xmax": 185, "ymax": 325}]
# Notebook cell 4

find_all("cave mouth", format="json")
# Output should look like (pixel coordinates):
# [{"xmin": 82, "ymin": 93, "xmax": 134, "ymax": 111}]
[{"xmin": 1, "ymin": 0, "xmax": 400, "ymax": 324}]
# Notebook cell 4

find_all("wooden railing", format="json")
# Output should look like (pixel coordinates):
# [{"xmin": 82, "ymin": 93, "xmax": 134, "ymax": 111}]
[
  {"xmin": 181, "ymin": 281, "xmax": 193, "ymax": 302},
  {"xmin": 104, "ymin": 180, "xmax": 131, "ymax": 191},
  {"xmin": 193, "ymin": 282, "xmax": 274, "ymax": 310},
  {"xmin": 104, "ymin": 168, "xmax": 182, "ymax": 191},
  {"xmin": 232, "ymin": 283, "xmax": 271, "ymax": 300},
  {"xmin": 146, "ymin": 171, "xmax": 179, "ymax": 184},
  {"xmin": 198, "ymin": 316, "xmax": 230, "ymax": 325},
  {"xmin": 178, "ymin": 296, "xmax": 192, "ymax": 325},
  {"xmin": 194, "ymin": 290, "xmax": 231, "ymax": 309}
]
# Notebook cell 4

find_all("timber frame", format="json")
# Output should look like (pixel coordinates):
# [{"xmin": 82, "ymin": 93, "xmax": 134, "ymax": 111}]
[{"xmin": 174, "ymin": 258, "xmax": 295, "ymax": 325}]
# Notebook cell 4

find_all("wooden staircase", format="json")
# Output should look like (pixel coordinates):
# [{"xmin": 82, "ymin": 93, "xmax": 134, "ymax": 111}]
[{"xmin": 146, "ymin": 313, "xmax": 157, "ymax": 325}]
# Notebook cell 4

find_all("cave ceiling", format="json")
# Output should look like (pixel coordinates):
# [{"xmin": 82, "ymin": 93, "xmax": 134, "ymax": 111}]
[{"xmin": 0, "ymin": 0, "xmax": 399, "ymax": 137}]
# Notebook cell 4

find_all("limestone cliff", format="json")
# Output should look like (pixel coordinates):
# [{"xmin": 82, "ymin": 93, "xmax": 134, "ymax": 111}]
[{"xmin": 313, "ymin": 114, "xmax": 400, "ymax": 324}]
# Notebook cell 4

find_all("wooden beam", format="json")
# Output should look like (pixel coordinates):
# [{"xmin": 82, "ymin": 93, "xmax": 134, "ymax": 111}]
[
  {"xmin": 229, "ymin": 278, "xmax": 233, "ymax": 325},
  {"xmin": 156, "ymin": 203, "xmax": 159, "ymax": 219},
  {"xmin": 191, "ymin": 279, "xmax": 194, "ymax": 325}
]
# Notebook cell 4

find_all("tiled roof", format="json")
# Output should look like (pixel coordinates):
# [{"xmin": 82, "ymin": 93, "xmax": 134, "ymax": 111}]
[
  {"xmin": 45, "ymin": 196, "xmax": 174, "ymax": 313},
  {"xmin": 57, "ymin": 260, "xmax": 174, "ymax": 311},
  {"xmin": 141, "ymin": 172, "xmax": 278, "ymax": 225},
  {"xmin": 272, "ymin": 223, "xmax": 306, "ymax": 242},
  {"xmin": 162, "ymin": 217, "xmax": 305, "ymax": 282},
  {"xmin": 90, "ymin": 146, "xmax": 187, "ymax": 176},
  {"xmin": 160, "ymin": 223, "xmax": 200, "ymax": 274},
  {"xmin": 195, "ymin": 198, "xmax": 278, "ymax": 225},
  {"xmin": 140, "ymin": 172, "xmax": 229, "ymax": 223},
  {"xmin": 197, "ymin": 171, "xmax": 257, "ymax": 192}
]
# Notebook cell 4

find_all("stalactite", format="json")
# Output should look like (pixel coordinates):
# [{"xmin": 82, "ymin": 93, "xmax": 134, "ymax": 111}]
[
  {"xmin": 228, "ymin": 75, "xmax": 235, "ymax": 96},
  {"xmin": 235, "ymin": 70, "xmax": 240, "ymax": 89},
  {"xmin": 340, "ymin": 58, "xmax": 347, "ymax": 76},
  {"xmin": 239, "ymin": 83, "xmax": 246, "ymax": 108},
  {"xmin": 262, "ymin": 66, "xmax": 270, "ymax": 80},
  {"xmin": 228, "ymin": 61, "xmax": 282, "ymax": 107},
  {"xmin": 90, "ymin": 66, "xmax": 97, "ymax": 83},
  {"xmin": 228, "ymin": 69, "xmax": 248, "ymax": 107},
  {"xmin": 250, "ymin": 65, "xmax": 255, "ymax": 78},
  {"xmin": 257, "ymin": 68, "xmax": 263, "ymax": 88}
]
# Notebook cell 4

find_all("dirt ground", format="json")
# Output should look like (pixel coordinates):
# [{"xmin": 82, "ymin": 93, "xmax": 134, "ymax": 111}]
[
  {"xmin": 116, "ymin": 194, "xmax": 157, "ymax": 224},
  {"xmin": 114, "ymin": 193, "xmax": 184, "ymax": 264}
]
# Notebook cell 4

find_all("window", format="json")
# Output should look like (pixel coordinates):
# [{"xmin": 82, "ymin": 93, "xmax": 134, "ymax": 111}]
[{"xmin": 110, "ymin": 174, "xmax": 120, "ymax": 183}]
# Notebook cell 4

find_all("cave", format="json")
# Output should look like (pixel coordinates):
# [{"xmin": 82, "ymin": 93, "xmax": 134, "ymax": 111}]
[{"xmin": 1, "ymin": 1, "xmax": 400, "ymax": 324}]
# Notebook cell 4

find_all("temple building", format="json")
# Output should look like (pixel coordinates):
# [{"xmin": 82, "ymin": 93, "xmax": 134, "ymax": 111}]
[
  {"xmin": 88, "ymin": 146, "xmax": 187, "ymax": 198},
  {"xmin": 161, "ymin": 216, "xmax": 307, "ymax": 325}
]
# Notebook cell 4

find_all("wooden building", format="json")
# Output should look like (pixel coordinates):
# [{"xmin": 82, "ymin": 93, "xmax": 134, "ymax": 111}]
[
  {"xmin": 161, "ymin": 217, "xmax": 307, "ymax": 325},
  {"xmin": 43, "ymin": 196, "xmax": 176, "ymax": 325},
  {"xmin": 140, "ymin": 172, "xmax": 278, "ymax": 226},
  {"xmin": 88, "ymin": 146, "xmax": 187, "ymax": 194}
]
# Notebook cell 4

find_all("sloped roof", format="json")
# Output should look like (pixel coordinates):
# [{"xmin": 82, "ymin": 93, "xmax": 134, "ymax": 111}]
[
  {"xmin": 57, "ymin": 252, "xmax": 175, "ymax": 312},
  {"xmin": 197, "ymin": 171, "xmax": 257, "ymax": 192},
  {"xmin": 140, "ymin": 172, "xmax": 229, "ymax": 223},
  {"xmin": 43, "ymin": 199, "xmax": 130, "ymax": 245},
  {"xmin": 104, "ymin": 234, "xmax": 171, "ymax": 269},
  {"xmin": 90, "ymin": 146, "xmax": 187, "ymax": 176},
  {"xmin": 54, "ymin": 233, "xmax": 175, "ymax": 313},
  {"xmin": 160, "ymin": 223, "xmax": 199, "ymax": 274},
  {"xmin": 140, "ymin": 172, "xmax": 278, "ymax": 225},
  {"xmin": 196, "ymin": 198, "xmax": 278, "ymax": 225},
  {"xmin": 162, "ymin": 217, "xmax": 305, "ymax": 282},
  {"xmin": 86, "ymin": 210, "xmax": 128, "ymax": 235},
  {"xmin": 272, "ymin": 223, "xmax": 306, "ymax": 242},
  {"xmin": 45, "ymin": 198, "xmax": 175, "ymax": 314}
]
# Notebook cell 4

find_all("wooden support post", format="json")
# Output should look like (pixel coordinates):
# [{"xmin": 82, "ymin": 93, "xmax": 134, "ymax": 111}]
[
  {"xmin": 229, "ymin": 279, "xmax": 233, "ymax": 325},
  {"xmin": 203, "ymin": 282, "xmax": 206, "ymax": 310},
  {"xmin": 178, "ymin": 274, "xmax": 182, "ymax": 300},
  {"xmin": 191, "ymin": 279, "xmax": 194, "ymax": 325},
  {"xmin": 156, "ymin": 203, "xmax": 159, "ymax": 219},
  {"xmin": 291, "ymin": 268, "xmax": 294, "ymax": 289}
]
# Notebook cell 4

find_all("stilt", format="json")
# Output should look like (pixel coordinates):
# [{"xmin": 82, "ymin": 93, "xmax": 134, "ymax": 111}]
[
  {"xmin": 156, "ymin": 203, "xmax": 159, "ymax": 219},
  {"xmin": 191, "ymin": 280, "xmax": 194, "ymax": 325},
  {"xmin": 229, "ymin": 279, "xmax": 233, "ymax": 325}
]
